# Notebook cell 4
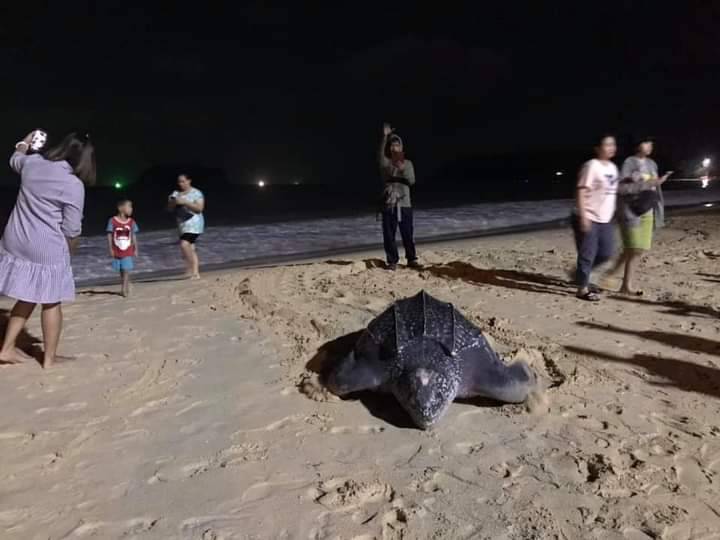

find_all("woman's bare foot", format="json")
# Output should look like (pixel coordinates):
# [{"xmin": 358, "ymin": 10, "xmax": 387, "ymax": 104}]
[
  {"xmin": 0, "ymin": 347, "xmax": 31, "ymax": 365},
  {"xmin": 619, "ymin": 287, "xmax": 644, "ymax": 297},
  {"xmin": 42, "ymin": 354, "xmax": 76, "ymax": 369},
  {"xmin": 598, "ymin": 274, "xmax": 620, "ymax": 291}
]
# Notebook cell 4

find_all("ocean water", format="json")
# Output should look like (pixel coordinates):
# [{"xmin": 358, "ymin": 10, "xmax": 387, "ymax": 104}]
[{"xmin": 73, "ymin": 185, "xmax": 720, "ymax": 285}]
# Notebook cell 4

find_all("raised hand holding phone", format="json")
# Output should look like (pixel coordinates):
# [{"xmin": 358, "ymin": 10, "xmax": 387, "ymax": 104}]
[{"xmin": 29, "ymin": 130, "xmax": 47, "ymax": 152}]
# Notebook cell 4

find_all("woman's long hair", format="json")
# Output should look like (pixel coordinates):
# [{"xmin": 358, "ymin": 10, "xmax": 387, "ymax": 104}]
[{"xmin": 45, "ymin": 132, "xmax": 96, "ymax": 186}]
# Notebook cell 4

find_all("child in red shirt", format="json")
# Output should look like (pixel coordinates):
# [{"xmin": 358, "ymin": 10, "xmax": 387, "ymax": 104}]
[{"xmin": 107, "ymin": 199, "xmax": 139, "ymax": 297}]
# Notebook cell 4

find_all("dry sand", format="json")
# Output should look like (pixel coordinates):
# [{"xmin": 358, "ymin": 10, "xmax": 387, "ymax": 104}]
[{"xmin": 2, "ymin": 212, "xmax": 720, "ymax": 539}]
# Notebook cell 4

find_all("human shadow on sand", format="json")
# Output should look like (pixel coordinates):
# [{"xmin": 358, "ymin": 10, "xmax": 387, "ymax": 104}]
[
  {"xmin": 425, "ymin": 261, "xmax": 570, "ymax": 297},
  {"xmin": 0, "ymin": 309, "xmax": 43, "ymax": 366},
  {"xmin": 577, "ymin": 321, "xmax": 720, "ymax": 356},
  {"xmin": 306, "ymin": 330, "xmax": 506, "ymax": 430},
  {"xmin": 79, "ymin": 290, "xmax": 124, "ymax": 297},
  {"xmin": 566, "ymin": 345, "xmax": 720, "ymax": 400},
  {"xmin": 609, "ymin": 294, "xmax": 719, "ymax": 319}
]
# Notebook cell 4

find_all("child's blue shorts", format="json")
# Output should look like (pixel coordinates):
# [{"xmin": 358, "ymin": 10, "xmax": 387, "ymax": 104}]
[{"xmin": 112, "ymin": 257, "xmax": 135, "ymax": 272}]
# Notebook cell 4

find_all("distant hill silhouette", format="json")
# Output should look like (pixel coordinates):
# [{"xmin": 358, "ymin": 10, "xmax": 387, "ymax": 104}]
[{"xmin": 138, "ymin": 164, "xmax": 230, "ymax": 188}]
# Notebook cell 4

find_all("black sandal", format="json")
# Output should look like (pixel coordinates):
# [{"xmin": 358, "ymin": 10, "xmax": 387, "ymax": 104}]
[{"xmin": 576, "ymin": 291, "xmax": 601, "ymax": 302}]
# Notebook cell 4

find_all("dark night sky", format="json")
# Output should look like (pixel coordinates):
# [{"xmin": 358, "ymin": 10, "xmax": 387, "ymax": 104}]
[{"xmin": 0, "ymin": 2, "xmax": 717, "ymax": 186}]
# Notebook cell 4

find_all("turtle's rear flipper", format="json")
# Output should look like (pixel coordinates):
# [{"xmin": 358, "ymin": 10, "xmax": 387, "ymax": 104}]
[
  {"xmin": 325, "ymin": 351, "xmax": 389, "ymax": 397},
  {"xmin": 458, "ymin": 347, "xmax": 538, "ymax": 403}
]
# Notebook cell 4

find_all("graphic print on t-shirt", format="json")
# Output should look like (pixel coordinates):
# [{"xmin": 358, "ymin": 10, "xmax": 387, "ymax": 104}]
[
  {"xmin": 578, "ymin": 159, "xmax": 619, "ymax": 224},
  {"xmin": 603, "ymin": 173, "xmax": 619, "ymax": 195},
  {"xmin": 107, "ymin": 217, "xmax": 139, "ymax": 258}
]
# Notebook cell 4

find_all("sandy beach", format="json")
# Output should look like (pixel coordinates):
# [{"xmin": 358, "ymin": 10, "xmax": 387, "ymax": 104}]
[{"xmin": 2, "ymin": 211, "xmax": 720, "ymax": 539}]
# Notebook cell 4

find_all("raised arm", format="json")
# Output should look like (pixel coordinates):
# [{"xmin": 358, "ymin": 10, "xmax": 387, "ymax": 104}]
[
  {"xmin": 9, "ymin": 131, "xmax": 37, "ymax": 174},
  {"xmin": 379, "ymin": 123, "xmax": 392, "ymax": 169},
  {"xmin": 10, "ymin": 151, "xmax": 28, "ymax": 174}
]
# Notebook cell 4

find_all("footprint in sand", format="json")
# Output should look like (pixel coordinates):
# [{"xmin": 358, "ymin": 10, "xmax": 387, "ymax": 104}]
[
  {"xmin": 231, "ymin": 415, "xmax": 302, "ymax": 436},
  {"xmin": 65, "ymin": 521, "xmax": 106, "ymax": 537},
  {"xmin": 113, "ymin": 429, "xmax": 149, "ymax": 443},
  {"xmin": 454, "ymin": 442, "xmax": 485, "ymax": 455},
  {"xmin": 574, "ymin": 414, "xmax": 609, "ymax": 431},
  {"xmin": 217, "ymin": 443, "xmax": 269, "ymax": 466},
  {"xmin": 421, "ymin": 472, "xmax": 448, "ymax": 494},
  {"xmin": 241, "ymin": 478, "xmax": 313, "ymax": 503},
  {"xmin": 0, "ymin": 431, "xmax": 34, "ymax": 445},
  {"xmin": 700, "ymin": 443, "xmax": 720, "ymax": 472},
  {"xmin": 182, "ymin": 460, "xmax": 210, "ymax": 478},
  {"xmin": 180, "ymin": 516, "xmax": 254, "ymax": 539},
  {"xmin": 328, "ymin": 425, "xmax": 386, "ymax": 435},
  {"xmin": 312, "ymin": 478, "xmax": 395, "ymax": 512},
  {"xmin": 674, "ymin": 455, "xmax": 711, "ymax": 491},
  {"xmin": 130, "ymin": 396, "xmax": 184, "ymax": 417},
  {"xmin": 0, "ymin": 508, "xmax": 30, "ymax": 529},
  {"xmin": 35, "ymin": 402, "xmax": 87, "ymax": 414},
  {"xmin": 175, "ymin": 400, "xmax": 208, "ymax": 417},
  {"xmin": 381, "ymin": 508, "xmax": 409, "ymax": 540},
  {"xmin": 545, "ymin": 452, "xmax": 585, "ymax": 486},
  {"xmin": 647, "ymin": 412, "xmax": 704, "ymax": 438},
  {"xmin": 160, "ymin": 443, "xmax": 271, "ymax": 483},
  {"xmin": 64, "ymin": 517, "xmax": 159, "ymax": 538}
]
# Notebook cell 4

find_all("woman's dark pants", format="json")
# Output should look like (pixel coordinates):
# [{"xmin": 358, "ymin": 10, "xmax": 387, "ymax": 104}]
[{"xmin": 572, "ymin": 215, "xmax": 615, "ymax": 288}]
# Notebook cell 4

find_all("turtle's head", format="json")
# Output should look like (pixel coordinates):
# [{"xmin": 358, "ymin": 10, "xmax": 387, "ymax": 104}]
[{"xmin": 394, "ymin": 368, "xmax": 458, "ymax": 430}]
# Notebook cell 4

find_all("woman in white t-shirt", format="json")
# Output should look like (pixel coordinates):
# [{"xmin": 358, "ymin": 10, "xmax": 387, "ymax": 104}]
[{"xmin": 572, "ymin": 135, "xmax": 619, "ymax": 301}]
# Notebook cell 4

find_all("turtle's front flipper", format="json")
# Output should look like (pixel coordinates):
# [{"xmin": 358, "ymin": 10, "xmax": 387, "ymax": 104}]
[
  {"xmin": 458, "ymin": 347, "xmax": 538, "ymax": 403},
  {"xmin": 325, "ymin": 351, "xmax": 389, "ymax": 396}
]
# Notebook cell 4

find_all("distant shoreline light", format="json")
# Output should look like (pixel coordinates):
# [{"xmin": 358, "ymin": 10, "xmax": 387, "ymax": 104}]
[{"xmin": 257, "ymin": 179, "xmax": 266, "ymax": 188}]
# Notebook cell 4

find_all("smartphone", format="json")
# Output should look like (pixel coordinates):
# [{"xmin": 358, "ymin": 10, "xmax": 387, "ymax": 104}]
[{"xmin": 29, "ymin": 130, "xmax": 47, "ymax": 152}]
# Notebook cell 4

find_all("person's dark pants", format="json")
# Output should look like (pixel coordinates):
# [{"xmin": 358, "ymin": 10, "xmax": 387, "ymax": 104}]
[
  {"xmin": 382, "ymin": 207, "xmax": 417, "ymax": 265},
  {"xmin": 572, "ymin": 215, "xmax": 615, "ymax": 289}
]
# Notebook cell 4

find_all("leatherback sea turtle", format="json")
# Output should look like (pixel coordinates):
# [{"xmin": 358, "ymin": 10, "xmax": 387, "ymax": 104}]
[{"xmin": 326, "ymin": 291, "xmax": 539, "ymax": 429}]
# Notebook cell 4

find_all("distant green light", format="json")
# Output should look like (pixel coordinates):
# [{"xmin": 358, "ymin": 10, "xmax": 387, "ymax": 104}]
[{"xmin": 113, "ymin": 181, "xmax": 123, "ymax": 190}]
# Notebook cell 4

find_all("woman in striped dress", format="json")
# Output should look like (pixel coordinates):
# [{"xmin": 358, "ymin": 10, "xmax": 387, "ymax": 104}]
[{"xmin": 0, "ymin": 131, "xmax": 95, "ymax": 368}]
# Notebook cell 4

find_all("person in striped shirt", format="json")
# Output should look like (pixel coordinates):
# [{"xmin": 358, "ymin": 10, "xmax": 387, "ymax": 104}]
[{"xmin": 0, "ymin": 131, "xmax": 95, "ymax": 368}]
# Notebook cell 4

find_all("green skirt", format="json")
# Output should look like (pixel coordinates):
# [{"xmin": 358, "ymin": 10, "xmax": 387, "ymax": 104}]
[{"xmin": 621, "ymin": 211, "xmax": 654, "ymax": 250}]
